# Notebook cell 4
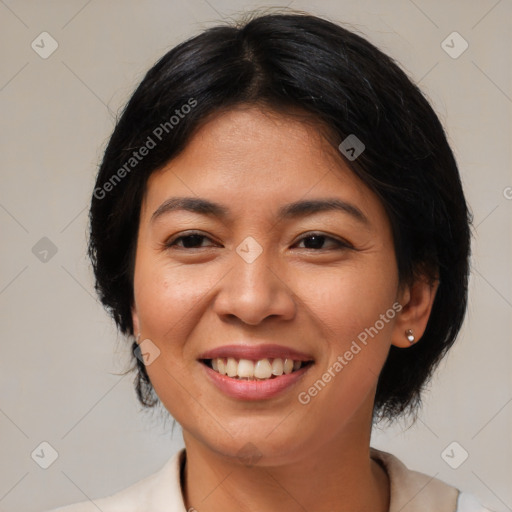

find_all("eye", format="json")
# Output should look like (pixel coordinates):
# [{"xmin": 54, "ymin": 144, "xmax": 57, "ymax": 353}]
[
  {"xmin": 165, "ymin": 231, "xmax": 218, "ymax": 249},
  {"xmin": 293, "ymin": 232, "xmax": 353, "ymax": 250}
]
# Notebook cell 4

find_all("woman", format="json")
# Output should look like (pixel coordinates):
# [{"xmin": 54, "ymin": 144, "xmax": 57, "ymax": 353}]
[{"xmin": 47, "ymin": 11, "xmax": 493, "ymax": 512}]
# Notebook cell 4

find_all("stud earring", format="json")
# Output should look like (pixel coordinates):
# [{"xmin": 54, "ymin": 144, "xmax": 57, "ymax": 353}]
[
  {"xmin": 405, "ymin": 329, "xmax": 415, "ymax": 344},
  {"xmin": 135, "ymin": 332, "xmax": 141, "ymax": 343}
]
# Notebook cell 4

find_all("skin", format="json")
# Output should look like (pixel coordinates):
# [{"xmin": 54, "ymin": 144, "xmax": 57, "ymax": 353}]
[{"xmin": 131, "ymin": 105, "xmax": 438, "ymax": 512}]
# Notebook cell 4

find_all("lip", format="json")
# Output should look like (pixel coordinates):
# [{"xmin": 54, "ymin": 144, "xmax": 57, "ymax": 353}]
[
  {"xmin": 198, "ymin": 343, "xmax": 314, "ymax": 362},
  {"xmin": 200, "ymin": 361, "xmax": 312, "ymax": 401}
]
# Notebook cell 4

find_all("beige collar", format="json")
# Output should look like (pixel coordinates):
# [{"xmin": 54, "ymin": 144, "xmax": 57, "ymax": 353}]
[{"xmin": 370, "ymin": 447, "xmax": 460, "ymax": 512}]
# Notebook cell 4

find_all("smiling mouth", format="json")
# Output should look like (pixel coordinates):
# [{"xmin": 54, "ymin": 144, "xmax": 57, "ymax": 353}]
[{"xmin": 201, "ymin": 357, "xmax": 314, "ymax": 380}]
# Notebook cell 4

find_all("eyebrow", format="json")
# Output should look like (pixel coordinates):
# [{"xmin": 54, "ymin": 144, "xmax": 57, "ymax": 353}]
[{"xmin": 150, "ymin": 196, "xmax": 369, "ymax": 226}]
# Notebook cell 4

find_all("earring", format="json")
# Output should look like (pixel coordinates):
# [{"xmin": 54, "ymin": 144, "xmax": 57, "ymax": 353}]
[
  {"xmin": 135, "ymin": 332, "xmax": 141, "ymax": 343},
  {"xmin": 405, "ymin": 329, "xmax": 415, "ymax": 344}
]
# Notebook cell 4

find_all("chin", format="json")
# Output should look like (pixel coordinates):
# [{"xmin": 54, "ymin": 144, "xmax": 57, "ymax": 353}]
[{"xmin": 188, "ymin": 421, "xmax": 315, "ymax": 467}]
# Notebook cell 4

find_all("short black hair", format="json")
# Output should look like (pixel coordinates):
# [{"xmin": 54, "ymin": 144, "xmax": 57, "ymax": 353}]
[{"xmin": 88, "ymin": 11, "xmax": 472, "ymax": 422}]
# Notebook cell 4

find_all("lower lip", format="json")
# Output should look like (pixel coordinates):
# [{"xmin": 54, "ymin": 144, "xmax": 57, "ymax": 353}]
[{"xmin": 201, "ymin": 362, "xmax": 312, "ymax": 401}]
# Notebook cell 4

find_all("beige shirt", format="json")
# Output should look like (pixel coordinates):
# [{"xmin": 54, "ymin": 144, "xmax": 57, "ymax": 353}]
[{"xmin": 46, "ymin": 448, "xmax": 493, "ymax": 512}]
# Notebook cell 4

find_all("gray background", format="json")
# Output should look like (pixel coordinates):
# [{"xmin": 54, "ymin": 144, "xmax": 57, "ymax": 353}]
[{"xmin": 0, "ymin": 1, "xmax": 510, "ymax": 511}]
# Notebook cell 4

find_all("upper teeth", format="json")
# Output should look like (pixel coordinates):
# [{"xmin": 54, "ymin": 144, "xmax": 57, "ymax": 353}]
[{"xmin": 210, "ymin": 357, "xmax": 304, "ymax": 380}]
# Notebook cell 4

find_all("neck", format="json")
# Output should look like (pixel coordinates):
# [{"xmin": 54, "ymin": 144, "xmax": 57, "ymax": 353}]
[{"xmin": 181, "ymin": 411, "xmax": 389, "ymax": 512}]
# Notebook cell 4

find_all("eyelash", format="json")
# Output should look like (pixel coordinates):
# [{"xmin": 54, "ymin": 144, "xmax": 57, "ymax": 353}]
[{"xmin": 164, "ymin": 231, "xmax": 354, "ymax": 251}]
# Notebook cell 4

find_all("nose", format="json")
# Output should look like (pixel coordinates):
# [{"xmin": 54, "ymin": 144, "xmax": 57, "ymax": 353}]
[{"xmin": 213, "ymin": 245, "xmax": 297, "ymax": 326}]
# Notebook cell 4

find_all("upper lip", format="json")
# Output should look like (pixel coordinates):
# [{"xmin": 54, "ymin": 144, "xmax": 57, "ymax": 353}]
[{"xmin": 198, "ymin": 344, "xmax": 314, "ymax": 362}]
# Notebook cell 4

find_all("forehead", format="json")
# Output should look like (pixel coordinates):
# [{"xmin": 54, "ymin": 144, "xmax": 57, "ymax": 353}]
[{"xmin": 141, "ymin": 107, "xmax": 386, "ymax": 226}]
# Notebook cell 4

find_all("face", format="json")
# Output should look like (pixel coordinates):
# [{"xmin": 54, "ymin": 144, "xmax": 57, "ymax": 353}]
[{"xmin": 131, "ymin": 106, "xmax": 408, "ymax": 465}]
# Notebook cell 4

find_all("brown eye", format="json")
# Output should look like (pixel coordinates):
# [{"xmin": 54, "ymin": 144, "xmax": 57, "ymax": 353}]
[
  {"xmin": 294, "ymin": 233, "xmax": 352, "ymax": 250},
  {"xmin": 165, "ymin": 232, "xmax": 216, "ymax": 249}
]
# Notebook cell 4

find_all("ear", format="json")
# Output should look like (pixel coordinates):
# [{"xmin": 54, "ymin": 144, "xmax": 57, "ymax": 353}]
[
  {"xmin": 391, "ymin": 274, "xmax": 439, "ymax": 348},
  {"xmin": 131, "ymin": 303, "xmax": 141, "ymax": 341}
]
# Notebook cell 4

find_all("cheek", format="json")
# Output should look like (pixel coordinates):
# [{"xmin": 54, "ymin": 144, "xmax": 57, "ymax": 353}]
[
  {"xmin": 133, "ymin": 252, "xmax": 219, "ymax": 341},
  {"xmin": 295, "ymin": 260, "xmax": 398, "ymax": 347},
  {"xmin": 291, "ymin": 258, "xmax": 399, "ymax": 419},
  {"xmin": 132, "ymin": 256, "xmax": 216, "ymax": 425}
]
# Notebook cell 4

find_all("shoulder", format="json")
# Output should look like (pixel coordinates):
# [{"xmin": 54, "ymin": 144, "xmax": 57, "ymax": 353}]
[
  {"xmin": 457, "ymin": 491, "xmax": 497, "ymax": 512},
  {"xmin": 42, "ymin": 449, "xmax": 187, "ymax": 512},
  {"xmin": 370, "ymin": 447, "xmax": 494, "ymax": 512}
]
